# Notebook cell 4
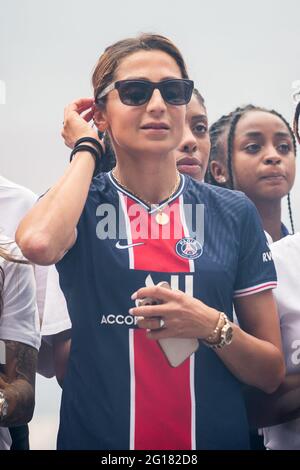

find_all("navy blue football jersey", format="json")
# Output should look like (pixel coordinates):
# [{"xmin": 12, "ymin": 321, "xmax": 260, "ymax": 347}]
[{"xmin": 56, "ymin": 173, "xmax": 277, "ymax": 450}]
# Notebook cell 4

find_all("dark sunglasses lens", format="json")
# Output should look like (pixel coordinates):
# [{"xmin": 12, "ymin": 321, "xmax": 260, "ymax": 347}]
[
  {"xmin": 118, "ymin": 82, "xmax": 151, "ymax": 105},
  {"xmin": 161, "ymin": 80, "xmax": 193, "ymax": 105}
]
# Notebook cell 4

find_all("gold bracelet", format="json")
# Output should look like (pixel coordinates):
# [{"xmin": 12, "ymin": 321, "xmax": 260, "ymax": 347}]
[{"xmin": 203, "ymin": 312, "xmax": 225, "ymax": 345}]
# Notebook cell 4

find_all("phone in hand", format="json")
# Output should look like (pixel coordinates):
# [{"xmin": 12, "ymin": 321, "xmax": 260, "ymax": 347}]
[{"xmin": 136, "ymin": 281, "xmax": 199, "ymax": 367}]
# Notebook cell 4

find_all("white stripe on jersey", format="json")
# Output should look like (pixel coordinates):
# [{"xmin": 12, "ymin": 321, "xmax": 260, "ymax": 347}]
[
  {"xmin": 179, "ymin": 195, "xmax": 195, "ymax": 273},
  {"xmin": 119, "ymin": 193, "xmax": 135, "ymax": 270},
  {"xmin": 234, "ymin": 281, "xmax": 277, "ymax": 298}
]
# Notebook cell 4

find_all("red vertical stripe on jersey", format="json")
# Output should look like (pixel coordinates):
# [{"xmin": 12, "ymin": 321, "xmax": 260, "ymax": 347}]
[{"xmin": 126, "ymin": 197, "xmax": 192, "ymax": 450}]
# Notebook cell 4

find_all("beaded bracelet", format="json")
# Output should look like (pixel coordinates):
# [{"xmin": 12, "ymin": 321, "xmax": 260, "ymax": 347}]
[{"xmin": 203, "ymin": 312, "xmax": 225, "ymax": 345}]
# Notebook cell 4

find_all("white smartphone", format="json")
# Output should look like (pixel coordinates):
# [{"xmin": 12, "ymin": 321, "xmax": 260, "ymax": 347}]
[
  {"xmin": 135, "ymin": 281, "xmax": 199, "ymax": 367},
  {"xmin": 158, "ymin": 337, "xmax": 199, "ymax": 368}
]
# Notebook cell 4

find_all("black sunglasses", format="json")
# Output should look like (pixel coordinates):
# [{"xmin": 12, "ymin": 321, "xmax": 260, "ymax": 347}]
[{"xmin": 96, "ymin": 79, "xmax": 194, "ymax": 106}]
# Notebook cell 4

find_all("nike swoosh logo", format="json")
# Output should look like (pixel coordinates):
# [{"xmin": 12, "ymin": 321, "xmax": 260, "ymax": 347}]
[{"xmin": 115, "ymin": 241, "xmax": 145, "ymax": 249}]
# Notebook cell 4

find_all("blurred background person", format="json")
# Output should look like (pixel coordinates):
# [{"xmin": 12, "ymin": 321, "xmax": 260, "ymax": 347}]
[{"xmin": 0, "ymin": 236, "xmax": 40, "ymax": 450}]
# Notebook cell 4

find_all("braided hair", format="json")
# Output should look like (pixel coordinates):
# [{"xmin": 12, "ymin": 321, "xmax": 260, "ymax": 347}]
[{"xmin": 206, "ymin": 104, "xmax": 297, "ymax": 233}]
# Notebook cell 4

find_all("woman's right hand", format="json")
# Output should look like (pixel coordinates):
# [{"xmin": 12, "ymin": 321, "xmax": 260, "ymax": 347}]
[{"xmin": 62, "ymin": 97, "xmax": 102, "ymax": 149}]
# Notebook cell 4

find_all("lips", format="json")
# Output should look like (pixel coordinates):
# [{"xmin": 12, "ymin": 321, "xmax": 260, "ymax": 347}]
[
  {"xmin": 141, "ymin": 122, "xmax": 170, "ymax": 130},
  {"xmin": 176, "ymin": 156, "xmax": 201, "ymax": 167},
  {"xmin": 177, "ymin": 155, "xmax": 203, "ymax": 179},
  {"xmin": 260, "ymin": 172, "xmax": 286, "ymax": 179}
]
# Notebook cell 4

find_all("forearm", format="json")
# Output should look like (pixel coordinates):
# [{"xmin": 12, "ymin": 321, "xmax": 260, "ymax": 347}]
[
  {"xmin": 131, "ymin": 287, "xmax": 284, "ymax": 393},
  {"xmin": 16, "ymin": 152, "xmax": 95, "ymax": 265},
  {"xmin": 215, "ymin": 323, "xmax": 285, "ymax": 393},
  {"xmin": 53, "ymin": 332, "xmax": 71, "ymax": 388},
  {"xmin": 244, "ymin": 373, "xmax": 300, "ymax": 428},
  {"xmin": 0, "ymin": 379, "xmax": 35, "ymax": 427},
  {"xmin": 0, "ymin": 340, "xmax": 38, "ymax": 427}
]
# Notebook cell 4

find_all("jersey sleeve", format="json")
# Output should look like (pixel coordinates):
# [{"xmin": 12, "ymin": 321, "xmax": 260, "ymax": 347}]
[{"xmin": 233, "ymin": 197, "xmax": 277, "ymax": 298}]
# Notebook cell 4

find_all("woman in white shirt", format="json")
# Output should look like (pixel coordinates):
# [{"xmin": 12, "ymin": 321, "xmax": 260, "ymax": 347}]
[
  {"xmin": 0, "ymin": 236, "xmax": 40, "ymax": 450},
  {"xmin": 243, "ymin": 100, "xmax": 300, "ymax": 450}
]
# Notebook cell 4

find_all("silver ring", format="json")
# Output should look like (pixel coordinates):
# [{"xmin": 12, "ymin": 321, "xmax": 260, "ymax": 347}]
[{"xmin": 159, "ymin": 318, "xmax": 165, "ymax": 329}]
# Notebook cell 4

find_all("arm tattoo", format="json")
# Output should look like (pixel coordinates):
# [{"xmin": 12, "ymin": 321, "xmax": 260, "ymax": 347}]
[{"xmin": 0, "ymin": 340, "xmax": 38, "ymax": 427}]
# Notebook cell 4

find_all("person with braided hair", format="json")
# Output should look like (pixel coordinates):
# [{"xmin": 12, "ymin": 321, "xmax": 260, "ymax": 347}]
[
  {"xmin": 206, "ymin": 105, "xmax": 296, "ymax": 242},
  {"xmin": 255, "ymin": 99, "xmax": 300, "ymax": 450},
  {"xmin": 206, "ymin": 104, "xmax": 300, "ymax": 449}
]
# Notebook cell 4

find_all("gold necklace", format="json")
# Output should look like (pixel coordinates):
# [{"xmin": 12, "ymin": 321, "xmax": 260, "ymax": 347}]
[{"xmin": 111, "ymin": 170, "xmax": 181, "ymax": 225}]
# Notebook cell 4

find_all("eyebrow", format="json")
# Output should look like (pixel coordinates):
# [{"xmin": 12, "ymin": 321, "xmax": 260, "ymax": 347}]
[
  {"xmin": 242, "ymin": 131, "xmax": 291, "ymax": 139},
  {"xmin": 191, "ymin": 114, "xmax": 207, "ymax": 121}
]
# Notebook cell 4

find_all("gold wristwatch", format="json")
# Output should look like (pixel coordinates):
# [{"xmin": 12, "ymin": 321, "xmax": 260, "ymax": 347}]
[
  {"xmin": 203, "ymin": 312, "xmax": 233, "ymax": 349},
  {"xmin": 0, "ymin": 391, "xmax": 8, "ymax": 420}
]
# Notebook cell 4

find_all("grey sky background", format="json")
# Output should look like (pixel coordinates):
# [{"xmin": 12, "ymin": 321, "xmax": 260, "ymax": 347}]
[{"xmin": 1, "ymin": 0, "xmax": 300, "ymax": 449}]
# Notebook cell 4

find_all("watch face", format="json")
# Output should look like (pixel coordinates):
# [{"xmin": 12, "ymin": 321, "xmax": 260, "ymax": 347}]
[
  {"xmin": 224, "ymin": 325, "xmax": 233, "ymax": 344},
  {"xmin": 2, "ymin": 400, "xmax": 8, "ymax": 417},
  {"xmin": 0, "ymin": 400, "xmax": 7, "ymax": 418}
]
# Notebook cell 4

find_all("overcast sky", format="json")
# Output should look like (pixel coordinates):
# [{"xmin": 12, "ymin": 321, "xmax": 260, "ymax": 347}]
[{"xmin": 1, "ymin": 0, "xmax": 300, "ymax": 449}]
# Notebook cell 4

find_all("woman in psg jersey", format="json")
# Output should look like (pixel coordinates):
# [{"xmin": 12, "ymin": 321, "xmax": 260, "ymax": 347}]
[{"xmin": 17, "ymin": 34, "xmax": 284, "ymax": 450}]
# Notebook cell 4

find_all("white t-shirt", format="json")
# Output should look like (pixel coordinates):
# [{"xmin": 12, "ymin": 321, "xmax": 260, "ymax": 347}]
[
  {"xmin": 42, "ymin": 265, "xmax": 71, "ymax": 337},
  {"xmin": 0, "ymin": 175, "xmax": 47, "ymax": 322},
  {"xmin": 0, "ymin": 176, "xmax": 37, "ymax": 234},
  {"xmin": 0, "ymin": 175, "xmax": 71, "ymax": 341},
  {"xmin": 263, "ymin": 233, "xmax": 300, "ymax": 450},
  {"xmin": 0, "ymin": 237, "xmax": 40, "ymax": 450}
]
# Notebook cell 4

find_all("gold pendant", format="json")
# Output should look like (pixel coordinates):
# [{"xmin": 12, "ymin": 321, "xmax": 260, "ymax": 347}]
[{"xmin": 155, "ymin": 211, "xmax": 169, "ymax": 225}]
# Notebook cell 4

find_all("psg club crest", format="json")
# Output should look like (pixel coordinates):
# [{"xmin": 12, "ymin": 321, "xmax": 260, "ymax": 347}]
[{"xmin": 176, "ymin": 237, "xmax": 203, "ymax": 260}]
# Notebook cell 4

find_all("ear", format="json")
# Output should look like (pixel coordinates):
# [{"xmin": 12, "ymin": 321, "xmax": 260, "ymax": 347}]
[
  {"xmin": 93, "ymin": 107, "xmax": 108, "ymax": 133},
  {"xmin": 209, "ymin": 160, "xmax": 228, "ymax": 185}
]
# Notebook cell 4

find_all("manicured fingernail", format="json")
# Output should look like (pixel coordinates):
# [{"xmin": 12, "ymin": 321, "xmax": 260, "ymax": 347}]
[
  {"xmin": 129, "ymin": 308, "xmax": 134, "ymax": 315},
  {"xmin": 131, "ymin": 292, "xmax": 137, "ymax": 300}
]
